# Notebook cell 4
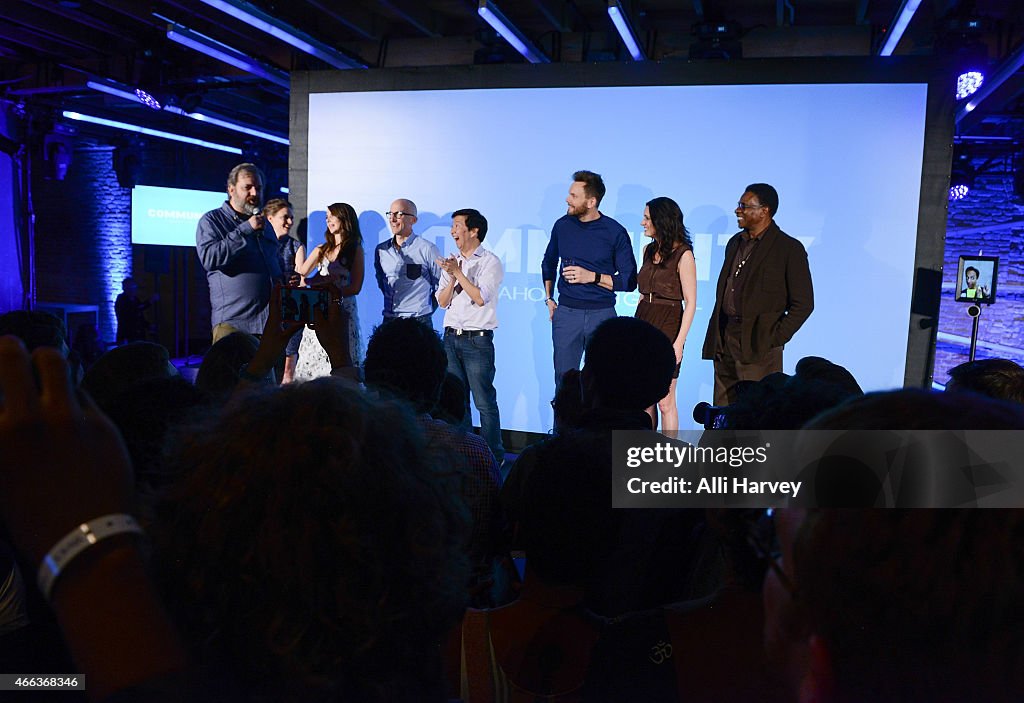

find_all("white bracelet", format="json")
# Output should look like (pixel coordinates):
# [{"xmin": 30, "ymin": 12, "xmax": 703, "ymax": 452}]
[{"xmin": 37, "ymin": 514, "xmax": 143, "ymax": 601}]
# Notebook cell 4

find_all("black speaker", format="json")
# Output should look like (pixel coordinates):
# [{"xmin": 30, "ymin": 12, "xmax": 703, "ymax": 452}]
[{"xmin": 114, "ymin": 146, "xmax": 141, "ymax": 188}]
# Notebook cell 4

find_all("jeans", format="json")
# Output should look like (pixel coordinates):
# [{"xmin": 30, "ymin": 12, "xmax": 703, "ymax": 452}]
[
  {"xmin": 551, "ymin": 304, "xmax": 617, "ymax": 386},
  {"xmin": 443, "ymin": 330, "xmax": 504, "ymax": 461}
]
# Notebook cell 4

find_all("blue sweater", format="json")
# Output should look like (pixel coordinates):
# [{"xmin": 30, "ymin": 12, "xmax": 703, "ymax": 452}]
[{"xmin": 541, "ymin": 214, "xmax": 637, "ymax": 309}]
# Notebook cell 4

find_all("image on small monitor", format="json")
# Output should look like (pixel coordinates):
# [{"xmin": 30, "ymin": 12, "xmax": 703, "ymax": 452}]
[{"xmin": 955, "ymin": 255, "xmax": 998, "ymax": 303}]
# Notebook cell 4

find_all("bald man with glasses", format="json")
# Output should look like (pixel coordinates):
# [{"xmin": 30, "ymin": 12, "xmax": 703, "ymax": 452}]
[
  {"xmin": 701, "ymin": 183, "xmax": 813, "ymax": 405},
  {"xmin": 374, "ymin": 198, "xmax": 442, "ymax": 326}
]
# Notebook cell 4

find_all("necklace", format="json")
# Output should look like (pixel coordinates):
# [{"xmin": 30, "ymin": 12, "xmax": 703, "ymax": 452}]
[{"xmin": 732, "ymin": 240, "xmax": 759, "ymax": 278}]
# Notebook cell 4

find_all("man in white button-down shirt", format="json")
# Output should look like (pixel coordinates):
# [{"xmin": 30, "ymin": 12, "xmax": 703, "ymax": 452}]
[{"xmin": 436, "ymin": 208, "xmax": 505, "ymax": 462}]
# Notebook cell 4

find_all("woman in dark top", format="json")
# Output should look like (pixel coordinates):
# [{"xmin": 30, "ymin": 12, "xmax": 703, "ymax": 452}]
[{"xmin": 634, "ymin": 197, "xmax": 697, "ymax": 432}]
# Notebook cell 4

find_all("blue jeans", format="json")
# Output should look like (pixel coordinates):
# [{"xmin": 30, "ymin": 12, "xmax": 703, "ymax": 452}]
[
  {"xmin": 444, "ymin": 330, "xmax": 504, "ymax": 461},
  {"xmin": 552, "ymin": 304, "xmax": 617, "ymax": 385}
]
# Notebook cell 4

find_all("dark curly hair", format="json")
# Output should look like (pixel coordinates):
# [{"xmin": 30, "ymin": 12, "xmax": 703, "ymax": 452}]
[{"xmin": 155, "ymin": 380, "xmax": 470, "ymax": 701}]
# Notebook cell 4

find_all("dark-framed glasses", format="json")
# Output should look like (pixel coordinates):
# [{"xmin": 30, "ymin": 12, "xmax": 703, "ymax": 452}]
[{"xmin": 385, "ymin": 211, "xmax": 413, "ymax": 219}]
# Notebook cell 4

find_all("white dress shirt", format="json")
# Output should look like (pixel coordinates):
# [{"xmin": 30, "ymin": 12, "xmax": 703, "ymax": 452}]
[{"xmin": 437, "ymin": 246, "xmax": 503, "ymax": 331}]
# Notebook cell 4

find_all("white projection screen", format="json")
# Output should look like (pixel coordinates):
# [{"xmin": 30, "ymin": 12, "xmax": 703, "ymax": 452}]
[{"xmin": 292, "ymin": 59, "xmax": 953, "ymax": 435}]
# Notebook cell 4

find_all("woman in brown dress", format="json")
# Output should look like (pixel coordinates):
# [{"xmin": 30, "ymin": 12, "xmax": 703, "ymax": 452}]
[{"xmin": 634, "ymin": 197, "xmax": 697, "ymax": 431}]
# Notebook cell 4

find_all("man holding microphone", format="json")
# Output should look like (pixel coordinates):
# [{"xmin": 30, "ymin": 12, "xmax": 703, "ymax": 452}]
[{"xmin": 196, "ymin": 163, "xmax": 283, "ymax": 344}]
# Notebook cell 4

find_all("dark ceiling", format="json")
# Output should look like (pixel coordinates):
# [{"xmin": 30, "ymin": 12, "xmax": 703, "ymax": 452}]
[{"xmin": 1, "ymin": 0, "xmax": 1022, "ymax": 156}]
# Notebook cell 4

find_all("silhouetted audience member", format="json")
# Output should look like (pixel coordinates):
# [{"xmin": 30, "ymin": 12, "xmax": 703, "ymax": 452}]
[
  {"xmin": 700, "ymin": 356, "xmax": 862, "ymax": 431},
  {"xmin": 945, "ymin": 357, "xmax": 1024, "ymax": 403},
  {"xmin": 364, "ymin": 318, "xmax": 509, "ymax": 607},
  {"xmin": 99, "ymin": 376, "xmax": 211, "ymax": 525},
  {"xmin": 551, "ymin": 368, "xmax": 584, "ymax": 432},
  {"xmin": 80, "ymin": 341, "xmax": 179, "ymax": 411},
  {"xmin": 450, "ymin": 432, "xmax": 618, "ymax": 701},
  {"xmin": 585, "ymin": 509, "xmax": 786, "ymax": 702},
  {"xmin": 799, "ymin": 389, "xmax": 1024, "ymax": 507},
  {"xmin": 504, "ymin": 317, "xmax": 701, "ymax": 616},
  {"xmin": 71, "ymin": 322, "xmax": 106, "ymax": 370},
  {"xmin": 435, "ymin": 372, "xmax": 469, "ymax": 426},
  {"xmin": 0, "ymin": 310, "xmax": 68, "ymax": 355},
  {"xmin": 155, "ymin": 380, "xmax": 469, "ymax": 702},
  {"xmin": 0, "ymin": 336, "xmax": 193, "ymax": 701},
  {"xmin": 115, "ymin": 277, "xmax": 157, "ymax": 344},
  {"xmin": 194, "ymin": 331, "xmax": 262, "ymax": 401},
  {"xmin": 766, "ymin": 508, "xmax": 1024, "ymax": 703},
  {"xmin": 579, "ymin": 316, "xmax": 676, "ymax": 429},
  {"xmin": 807, "ymin": 387, "xmax": 1024, "ymax": 430},
  {"xmin": 794, "ymin": 355, "xmax": 862, "ymax": 396}
]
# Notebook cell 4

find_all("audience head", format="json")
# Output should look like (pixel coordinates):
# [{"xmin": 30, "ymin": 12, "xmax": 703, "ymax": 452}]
[
  {"xmin": 581, "ymin": 317, "xmax": 674, "ymax": 412},
  {"xmin": 795, "ymin": 356, "xmax": 862, "ymax": 397},
  {"xmin": 364, "ymin": 318, "xmax": 447, "ymax": 413},
  {"xmin": 195, "ymin": 332, "xmax": 261, "ymax": 402},
  {"xmin": 551, "ymin": 368, "xmax": 585, "ymax": 432},
  {"xmin": 766, "ymin": 508, "xmax": 1024, "ymax": 703},
  {"xmin": 946, "ymin": 358, "xmax": 1024, "ymax": 403},
  {"xmin": 434, "ymin": 372, "xmax": 468, "ymax": 426},
  {"xmin": 156, "ymin": 380, "xmax": 469, "ymax": 699},
  {"xmin": 806, "ymin": 387, "xmax": 1024, "ymax": 430},
  {"xmin": 80, "ymin": 341, "xmax": 178, "ymax": 410},
  {"xmin": 101, "ymin": 376, "xmax": 210, "ymax": 520},
  {"xmin": 517, "ymin": 431, "xmax": 620, "ymax": 587},
  {"xmin": 121, "ymin": 277, "xmax": 138, "ymax": 293},
  {"xmin": 0, "ymin": 310, "xmax": 67, "ymax": 356}
]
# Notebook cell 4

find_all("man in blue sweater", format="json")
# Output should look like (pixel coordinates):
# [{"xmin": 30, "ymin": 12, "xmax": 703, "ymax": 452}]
[{"xmin": 542, "ymin": 170, "xmax": 637, "ymax": 384}]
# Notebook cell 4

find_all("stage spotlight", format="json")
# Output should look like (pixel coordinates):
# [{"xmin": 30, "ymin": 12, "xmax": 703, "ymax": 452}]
[
  {"xmin": 955, "ymin": 71, "xmax": 984, "ymax": 100},
  {"xmin": 134, "ymin": 89, "xmax": 162, "ymax": 110},
  {"xmin": 948, "ymin": 145, "xmax": 974, "ymax": 200}
]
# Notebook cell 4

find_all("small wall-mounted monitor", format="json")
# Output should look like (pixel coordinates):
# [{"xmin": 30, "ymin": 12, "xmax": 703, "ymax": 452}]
[
  {"xmin": 955, "ymin": 255, "xmax": 998, "ymax": 303},
  {"xmin": 131, "ymin": 185, "xmax": 224, "ymax": 247}
]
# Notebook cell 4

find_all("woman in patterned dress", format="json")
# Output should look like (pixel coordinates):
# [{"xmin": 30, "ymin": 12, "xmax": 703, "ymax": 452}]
[{"xmin": 293, "ymin": 202, "xmax": 364, "ymax": 380}]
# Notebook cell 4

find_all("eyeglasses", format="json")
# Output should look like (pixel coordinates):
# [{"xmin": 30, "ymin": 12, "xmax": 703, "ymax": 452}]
[
  {"xmin": 385, "ymin": 211, "xmax": 414, "ymax": 219},
  {"xmin": 736, "ymin": 202, "xmax": 766, "ymax": 211}
]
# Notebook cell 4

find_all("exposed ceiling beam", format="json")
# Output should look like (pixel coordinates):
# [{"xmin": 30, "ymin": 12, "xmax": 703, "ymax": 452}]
[
  {"xmin": 530, "ymin": 0, "xmax": 570, "ymax": 33},
  {"xmin": 0, "ymin": 23, "xmax": 94, "ymax": 58},
  {"xmin": 0, "ymin": 3, "xmax": 125, "ymax": 55},
  {"xmin": 376, "ymin": 0, "xmax": 442, "ymax": 38},
  {"xmin": 304, "ymin": 0, "xmax": 380, "ymax": 41}
]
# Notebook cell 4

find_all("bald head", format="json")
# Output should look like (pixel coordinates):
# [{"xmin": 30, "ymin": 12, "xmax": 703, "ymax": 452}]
[{"xmin": 388, "ymin": 198, "xmax": 418, "ymax": 240}]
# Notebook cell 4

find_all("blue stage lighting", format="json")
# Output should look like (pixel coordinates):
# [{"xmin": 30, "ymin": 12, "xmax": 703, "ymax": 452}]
[
  {"xmin": 948, "ymin": 183, "xmax": 969, "ymax": 200},
  {"xmin": 956, "ymin": 71, "xmax": 984, "ymax": 100},
  {"xmin": 134, "ymin": 89, "xmax": 162, "ymax": 110}
]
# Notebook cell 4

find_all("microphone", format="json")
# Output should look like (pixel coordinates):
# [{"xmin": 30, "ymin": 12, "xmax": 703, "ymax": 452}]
[{"xmin": 247, "ymin": 205, "xmax": 263, "ymax": 217}]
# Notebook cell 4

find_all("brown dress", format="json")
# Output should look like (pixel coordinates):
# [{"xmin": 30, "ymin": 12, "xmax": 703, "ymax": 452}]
[{"xmin": 635, "ymin": 242, "xmax": 690, "ymax": 375}]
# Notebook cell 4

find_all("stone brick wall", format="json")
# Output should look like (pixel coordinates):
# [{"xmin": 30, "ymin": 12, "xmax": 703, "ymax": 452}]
[
  {"xmin": 34, "ymin": 145, "xmax": 131, "ymax": 343},
  {"xmin": 936, "ymin": 170, "xmax": 1024, "ymax": 385}
]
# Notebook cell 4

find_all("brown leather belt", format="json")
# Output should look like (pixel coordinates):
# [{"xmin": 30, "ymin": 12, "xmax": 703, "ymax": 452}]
[{"xmin": 641, "ymin": 293, "xmax": 682, "ymax": 306}]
